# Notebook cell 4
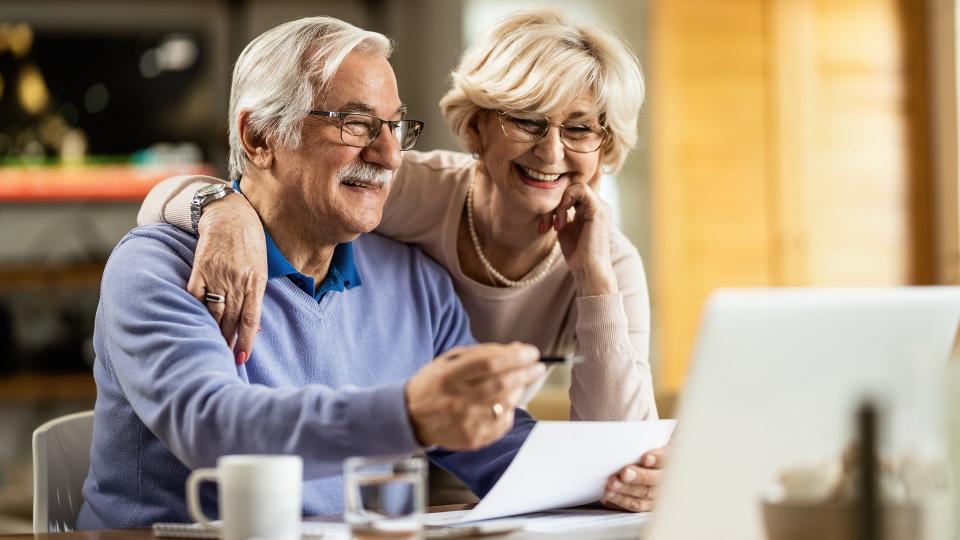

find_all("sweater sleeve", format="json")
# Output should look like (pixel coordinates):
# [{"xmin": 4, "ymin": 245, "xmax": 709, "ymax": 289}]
[
  {"xmin": 97, "ymin": 229, "xmax": 424, "ymax": 479},
  {"xmin": 428, "ymin": 409, "xmax": 536, "ymax": 497},
  {"xmin": 568, "ymin": 227, "xmax": 658, "ymax": 421},
  {"xmin": 137, "ymin": 175, "xmax": 229, "ymax": 232}
]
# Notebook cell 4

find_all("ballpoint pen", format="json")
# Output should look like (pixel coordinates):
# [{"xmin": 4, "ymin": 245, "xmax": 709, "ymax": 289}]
[{"xmin": 539, "ymin": 355, "xmax": 584, "ymax": 365}]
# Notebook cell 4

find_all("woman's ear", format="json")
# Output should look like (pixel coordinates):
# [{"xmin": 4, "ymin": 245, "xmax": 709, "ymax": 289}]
[
  {"xmin": 590, "ymin": 150, "xmax": 608, "ymax": 189},
  {"xmin": 463, "ymin": 111, "xmax": 485, "ymax": 156},
  {"xmin": 238, "ymin": 111, "xmax": 274, "ymax": 170}
]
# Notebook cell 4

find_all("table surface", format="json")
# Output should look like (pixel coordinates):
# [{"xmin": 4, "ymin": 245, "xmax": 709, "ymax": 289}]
[{"xmin": 0, "ymin": 505, "xmax": 649, "ymax": 540}]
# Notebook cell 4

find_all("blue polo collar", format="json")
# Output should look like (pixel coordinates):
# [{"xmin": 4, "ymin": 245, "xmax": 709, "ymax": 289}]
[{"xmin": 233, "ymin": 179, "xmax": 361, "ymax": 302}]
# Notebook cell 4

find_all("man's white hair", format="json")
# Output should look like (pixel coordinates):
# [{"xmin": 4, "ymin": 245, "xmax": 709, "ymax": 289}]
[{"xmin": 228, "ymin": 17, "xmax": 393, "ymax": 180}]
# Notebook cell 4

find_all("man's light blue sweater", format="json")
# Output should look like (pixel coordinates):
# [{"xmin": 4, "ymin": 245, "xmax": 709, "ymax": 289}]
[{"xmin": 77, "ymin": 225, "xmax": 534, "ymax": 529}]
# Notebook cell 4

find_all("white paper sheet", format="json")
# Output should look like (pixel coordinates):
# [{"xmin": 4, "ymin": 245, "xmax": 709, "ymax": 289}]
[
  {"xmin": 426, "ymin": 508, "xmax": 653, "ymax": 533},
  {"xmin": 427, "ymin": 420, "xmax": 677, "ymax": 525}
]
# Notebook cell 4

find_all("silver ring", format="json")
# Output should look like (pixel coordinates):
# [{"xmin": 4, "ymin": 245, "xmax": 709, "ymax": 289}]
[
  {"xmin": 491, "ymin": 402, "xmax": 504, "ymax": 420},
  {"xmin": 204, "ymin": 292, "xmax": 226, "ymax": 304}
]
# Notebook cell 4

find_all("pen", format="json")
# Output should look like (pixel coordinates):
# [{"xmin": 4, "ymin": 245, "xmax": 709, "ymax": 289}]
[
  {"xmin": 441, "ymin": 353, "xmax": 584, "ymax": 365},
  {"xmin": 539, "ymin": 355, "xmax": 584, "ymax": 365}
]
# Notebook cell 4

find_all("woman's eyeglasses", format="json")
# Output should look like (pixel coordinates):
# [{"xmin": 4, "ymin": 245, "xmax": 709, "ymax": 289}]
[
  {"xmin": 309, "ymin": 111, "xmax": 424, "ymax": 151},
  {"xmin": 496, "ymin": 110, "xmax": 607, "ymax": 153}
]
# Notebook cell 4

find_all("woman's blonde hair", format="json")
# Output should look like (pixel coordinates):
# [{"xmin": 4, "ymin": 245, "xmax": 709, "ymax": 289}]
[{"xmin": 439, "ymin": 7, "xmax": 644, "ymax": 173}]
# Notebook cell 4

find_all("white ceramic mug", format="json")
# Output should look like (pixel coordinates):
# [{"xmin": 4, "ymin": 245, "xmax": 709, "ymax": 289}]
[{"xmin": 186, "ymin": 454, "xmax": 303, "ymax": 540}]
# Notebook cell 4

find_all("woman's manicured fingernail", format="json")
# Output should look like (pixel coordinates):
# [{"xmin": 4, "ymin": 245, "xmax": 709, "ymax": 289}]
[
  {"xmin": 644, "ymin": 455, "xmax": 656, "ymax": 467},
  {"xmin": 623, "ymin": 468, "xmax": 637, "ymax": 481},
  {"xmin": 235, "ymin": 351, "xmax": 247, "ymax": 365}
]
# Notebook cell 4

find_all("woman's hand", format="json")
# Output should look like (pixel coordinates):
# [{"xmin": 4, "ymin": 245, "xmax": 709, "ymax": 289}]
[
  {"xmin": 546, "ymin": 170, "xmax": 617, "ymax": 296},
  {"xmin": 601, "ymin": 446, "xmax": 669, "ymax": 513},
  {"xmin": 186, "ymin": 193, "xmax": 268, "ymax": 364}
]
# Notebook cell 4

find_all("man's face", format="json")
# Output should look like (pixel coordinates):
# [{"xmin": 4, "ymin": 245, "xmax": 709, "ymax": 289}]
[{"xmin": 272, "ymin": 51, "xmax": 403, "ymax": 242}]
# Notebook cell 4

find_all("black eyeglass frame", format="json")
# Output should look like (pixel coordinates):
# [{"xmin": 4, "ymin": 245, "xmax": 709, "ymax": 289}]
[
  {"xmin": 308, "ymin": 110, "xmax": 424, "ymax": 151},
  {"xmin": 495, "ymin": 110, "xmax": 608, "ymax": 153}
]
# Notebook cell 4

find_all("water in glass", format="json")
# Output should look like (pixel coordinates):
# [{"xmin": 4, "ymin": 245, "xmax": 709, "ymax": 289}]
[{"xmin": 344, "ymin": 455, "xmax": 425, "ymax": 538}]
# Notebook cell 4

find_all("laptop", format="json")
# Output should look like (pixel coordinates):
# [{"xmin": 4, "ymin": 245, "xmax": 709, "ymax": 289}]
[{"xmin": 647, "ymin": 287, "xmax": 960, "ymax": 540}]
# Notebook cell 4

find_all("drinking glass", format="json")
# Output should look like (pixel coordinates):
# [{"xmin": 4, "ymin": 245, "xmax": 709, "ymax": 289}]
[{"xmin": 344, "ymin": 455, "xmax": 426, "ymax": 537}]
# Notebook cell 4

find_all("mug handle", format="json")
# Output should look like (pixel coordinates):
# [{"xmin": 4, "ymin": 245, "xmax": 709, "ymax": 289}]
[{"xmin": 186, "ymin": 468, "xmax": 221, "ymax": 529}]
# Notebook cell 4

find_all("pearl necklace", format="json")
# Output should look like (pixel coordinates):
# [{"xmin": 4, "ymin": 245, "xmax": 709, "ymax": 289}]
[{"xmin": 465, "ymin": 179, "xmax": 561, "ymax": 288}]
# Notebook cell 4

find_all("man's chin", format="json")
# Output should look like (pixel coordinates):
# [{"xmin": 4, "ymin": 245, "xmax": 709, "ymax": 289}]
[{"xmin": 337, "ymin": 213, "xmax": 383, "ymax": 240}]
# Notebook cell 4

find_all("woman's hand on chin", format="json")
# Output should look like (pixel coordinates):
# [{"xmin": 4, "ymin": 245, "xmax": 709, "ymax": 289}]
[
  {"xmin": 547, "ymin": 177, "xmax": 618, "ymax": 297},
  {"xmin": 187, "ymin": 193, "xmax": 268, "ymax": 364}
]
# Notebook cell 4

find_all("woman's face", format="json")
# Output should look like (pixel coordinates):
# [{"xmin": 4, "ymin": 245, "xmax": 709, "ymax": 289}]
[{"xmin": 473, "ymin": 95, "xmax": 603, "ymax": 216}]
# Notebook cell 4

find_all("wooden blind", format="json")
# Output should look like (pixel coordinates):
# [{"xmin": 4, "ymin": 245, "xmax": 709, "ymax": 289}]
[{"xmin": 650, "ymin": 0, "xmax": 933, "ymax": 396}]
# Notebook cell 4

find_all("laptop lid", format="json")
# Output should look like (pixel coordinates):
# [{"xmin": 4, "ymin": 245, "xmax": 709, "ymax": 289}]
[{"xmin": 647, "ymin": 287, "xmax": 960, "ymax": 540}]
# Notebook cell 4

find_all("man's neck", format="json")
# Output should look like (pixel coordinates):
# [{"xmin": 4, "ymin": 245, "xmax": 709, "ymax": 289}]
[{"xmin": 239, "ymin": 176, "xmax": 339, "ymax": 284}]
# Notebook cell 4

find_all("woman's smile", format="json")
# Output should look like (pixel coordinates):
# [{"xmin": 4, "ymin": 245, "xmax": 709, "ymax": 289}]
[{"xmin": 514, "ymin": 163, "xmax": 568, "ymax": 189}]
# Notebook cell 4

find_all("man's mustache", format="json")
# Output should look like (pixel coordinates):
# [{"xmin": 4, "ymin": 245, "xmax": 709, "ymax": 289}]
[{"xmin": 336, "ymin": 161, "xmax": 394, "ymax": 187}]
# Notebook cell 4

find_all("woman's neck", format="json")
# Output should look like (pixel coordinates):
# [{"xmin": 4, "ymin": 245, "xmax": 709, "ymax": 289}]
[{"xmin": 459, "ymin": 170, "xmax": 558, "ymax": 285}]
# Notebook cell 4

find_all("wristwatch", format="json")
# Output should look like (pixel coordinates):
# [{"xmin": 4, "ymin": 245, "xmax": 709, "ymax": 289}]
[{"xmin": 190, "ymin": 184, "xmax": 236, "ymax": 234}]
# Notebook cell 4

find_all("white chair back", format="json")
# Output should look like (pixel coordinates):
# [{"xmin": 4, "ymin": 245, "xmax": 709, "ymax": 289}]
[{"xmin": 32, "ymin": 410, "xmax": 94, "ymax": 533}]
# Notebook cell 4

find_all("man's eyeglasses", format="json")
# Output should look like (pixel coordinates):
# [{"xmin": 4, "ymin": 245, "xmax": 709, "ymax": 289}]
[
  {"xmin": 496, "ymin": 110, "xmax": 607, "ymax": 153},
  {"xmin": 309, "ymin": 111, "xmax": 424, "ymax": 151}
]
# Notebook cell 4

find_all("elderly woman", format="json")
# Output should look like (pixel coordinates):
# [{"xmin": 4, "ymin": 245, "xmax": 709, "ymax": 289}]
[{"xmin": 138, "ymin": 7, "xmax": 664, "ymax": 512}]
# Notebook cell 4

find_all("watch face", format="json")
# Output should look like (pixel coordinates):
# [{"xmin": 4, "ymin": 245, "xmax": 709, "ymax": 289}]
[{"xmin": 196, "ymin": 184, "xmax": 226, "ymax": 198}]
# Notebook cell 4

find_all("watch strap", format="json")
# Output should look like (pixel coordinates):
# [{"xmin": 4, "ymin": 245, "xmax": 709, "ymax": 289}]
[{"xmin": 190, "ymin": 185, "xmax": 236, "ymax": 235}]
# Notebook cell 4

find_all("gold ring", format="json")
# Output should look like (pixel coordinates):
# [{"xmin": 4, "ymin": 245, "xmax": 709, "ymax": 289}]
[{"xmin": 491, "ymin": 402, "xmax": 504, "ymax": 420}]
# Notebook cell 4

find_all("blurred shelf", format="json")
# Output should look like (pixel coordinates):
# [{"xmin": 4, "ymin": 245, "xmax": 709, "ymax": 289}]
[
  {"xmin": 0, "ymin": 263, "xmax": 104, "ymax": 290},
  {"xmin": 0, "ymin": 162, "xmax": 214, "ymax": 202},
  {"xmin": 0, "ymin": 373, "xmax": 95, "ymax": 401}
]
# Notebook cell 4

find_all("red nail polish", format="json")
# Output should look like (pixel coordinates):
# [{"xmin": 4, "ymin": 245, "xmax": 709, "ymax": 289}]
[{"xmin": 235, "ymin": 351, "xmax": 247, "ymax": 365}]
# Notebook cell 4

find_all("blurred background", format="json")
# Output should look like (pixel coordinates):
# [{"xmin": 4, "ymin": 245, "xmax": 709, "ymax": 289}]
[{"xmin": 0, "ymin": 0, "xmax": 955, "ymax": 533}]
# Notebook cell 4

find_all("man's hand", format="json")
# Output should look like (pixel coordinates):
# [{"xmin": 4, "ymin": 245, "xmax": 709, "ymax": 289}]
[
  {"xmin": 186, "ymin": 192, "xmax": 267, "ymax": 364},
  {"xmin": 601, "ymin": 446, "xmax": 669, "ymax": 512},
  {"xmin": 405, "ymin": 342, "xmax": 544, "ymax": 450}
]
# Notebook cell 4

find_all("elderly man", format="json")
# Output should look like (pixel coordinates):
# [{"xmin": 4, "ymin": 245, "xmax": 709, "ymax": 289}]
[{"xmin": 76, "ymin": 17, "xmax": 545, "ymax": 529}]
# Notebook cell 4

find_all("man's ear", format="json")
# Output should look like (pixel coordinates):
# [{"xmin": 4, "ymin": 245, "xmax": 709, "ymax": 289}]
[{"xmin": 238, "ymin": 110, "xmax": 274, "ymax": 170}]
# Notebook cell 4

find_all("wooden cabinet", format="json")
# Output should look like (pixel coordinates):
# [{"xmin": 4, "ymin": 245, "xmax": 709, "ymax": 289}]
[
  {"xmin": 0, "ymin": 264, "xmax": 102, "ymax": 400},
  {"xmin": 0, "ymin": 374, "xmax": 95, "ymax": 401}
]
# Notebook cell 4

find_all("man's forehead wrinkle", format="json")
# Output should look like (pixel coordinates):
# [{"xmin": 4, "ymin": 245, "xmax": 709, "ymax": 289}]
[
  {"xmin": 317, "ymin": 99, "xmax": 405, "ymax": 121},
  {"xmin": 338, "ymin": 100, "xmax": 376, "ymax": 113},
  {"xmin": 331, "ymin": 99, "xmax": 404, "ymax": 113}
]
